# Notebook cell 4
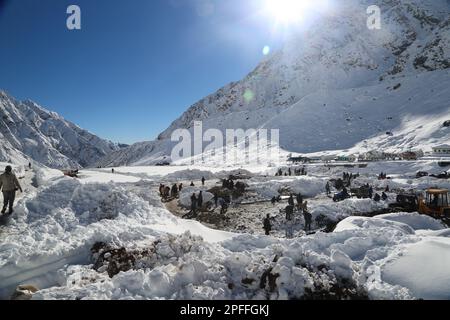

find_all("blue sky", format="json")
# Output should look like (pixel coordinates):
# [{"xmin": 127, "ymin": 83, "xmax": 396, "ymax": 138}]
[{"xmin": 0, "ymin": 0, "xmax": 288, "ymax": 144}]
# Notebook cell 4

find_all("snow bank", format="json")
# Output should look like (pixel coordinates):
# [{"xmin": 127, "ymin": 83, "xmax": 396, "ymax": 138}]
[
  {"xmin": 376, "ymin": 212, "xmax": 446, "ymax": 231},
  {"xmin": 381, "ymin": 239, "xmax": 450, "ymax": 300},
  {"xmin": 249, "ymin": 176, "xmax": 327, "ymax": 199},
  {"xmin": 334, "ymin": 216, "xmax": 415, "ymax": 235}
]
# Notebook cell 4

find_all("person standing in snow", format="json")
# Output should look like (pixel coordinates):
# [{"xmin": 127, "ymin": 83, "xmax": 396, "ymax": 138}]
[
  {"xmin": 112, "ymin": 168, "xmax": 115, "ymax": 174},
  {"xmin": 326, "ymin": 182, "xmax": 331, "ymax": 196},
  {"xmin": 285, "ymin": 206, "xmax": 294, "ymax": 239},
  {"xmin": 373, "ymin": 193, "xmax": 381, "ymax": 202},
  {"xmin": 190, "ymin": 193, "xmax": 198, "ymax": 217},
  {"xmin": 28, "ymin": 162, "xmax": 32, "ymax": 170},
  {"xmin": 0, "ymin": 166, "xmax": 23, "ymax": 215},
  {"xmin": 303, "ymin": 208, "xmax": 312, "ymax": 232},
  {"xmin": 197, "ymin": 191, "xmax": 203, "ymax": 209},
  {"xmin": 285, "ymin": 204, "xmax": 294, "ymax": 221},
  {"xmin": 385, "ymin": 185, "xmax": 390, "ymax": 192},
  {"xmin": 288, "ymin": 194, "xmax": 295, "ymax": 207},
  {"xmin": 382, "ymin": 192, "xmax": 388, "ymax": 201},
  {"xmin": 171, "ymin": 184, "xmax": 179, "ymax": 198},
  {"xmin": 218, "ymin": 197, "xmax": 228, "ymax": 215},
  {"xmin": 263, "ymin": 214, "xmax": 272, "ymax": 236},
  {"xmin": 271, "ymin": 197, "xmax": 277, "ymax": 205},
  {"xmin": 179, "ymin": 183, "xmax": 183, "ymax": 192},
  {"xmin": 288, "ymin": 168, "xmax": 292, "ymax": 176},
  {"xmin": 296, "ymin": 193, "xmax": 304, "ymax": 210},
  {"xmin": 201, "ymin": 177, "xmax": 206, "ymax": 186}
]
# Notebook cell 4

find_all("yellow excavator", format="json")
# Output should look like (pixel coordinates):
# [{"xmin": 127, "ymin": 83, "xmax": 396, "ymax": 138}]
[{"xmin": 418, "ymin": 189, "xmax": 450, "ymax": 220}]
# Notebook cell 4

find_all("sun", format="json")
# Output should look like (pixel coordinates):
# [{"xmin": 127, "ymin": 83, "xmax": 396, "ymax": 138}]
[{"xmin": 265, "ymin": 0, "xmax": 312, "ymax": 24}]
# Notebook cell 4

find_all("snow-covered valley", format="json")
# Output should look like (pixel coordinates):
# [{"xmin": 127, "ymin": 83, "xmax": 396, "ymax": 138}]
[{"xmin": 1, "ymin": 161, "xmax": 449, "ymax": 300}]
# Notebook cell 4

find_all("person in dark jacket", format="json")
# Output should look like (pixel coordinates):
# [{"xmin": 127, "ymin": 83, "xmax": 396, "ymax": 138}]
[
  {"xmin": 382, "ymin": 192, "xmax": 388, "ymax": 201},
  {"xmin": 213, "ymin": 193, "xmax": 218, "ymax": 208},
  {"xmin": 171, "ymin": 184, "xmax": 179, "ymax": 198},
  {"xmin": 0, "ymin": 166, "xmax": 23, "ymax": 215},
  {"xmin": 271, "ymin": 197, "xmax": 277, "ymax": 205},
  {"xmin": 288, "ymin": 195, "xmax": 295, "ymax": 206},
  {"xmin": 373, "ymin": 193, "xmax": 381, "ymax": 202},
  {"xmin": 201, "ymin": 177, "xmax": 206, "ymax": 186},
  {"xmin": 296, "ymin": 193, "xmax": 303, "ymax": 207},
  {"xmin": 303, "ymin": 209, "xmax": 312, "ymax": 232},
  {"xmin": 190, "ymin": 193, "xmax": 198, "ymax": 216},
  {"xmin": 190, "ymin": 181, "xmax": 195, "ymax": 187},
  {"xmin": 197, "ymin": 191, "xmax": 203, "ymax": 209},
  {"xmin": 285, "ymin": 205, "xmax": 294, "ymax": 221},
  {"xmin": 263, "ymin": 214, "xmax": 272, "ymax": 236}
]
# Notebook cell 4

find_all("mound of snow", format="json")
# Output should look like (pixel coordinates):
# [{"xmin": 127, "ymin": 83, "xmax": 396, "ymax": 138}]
[
  {"xmin": 381, "ymin": 239, "xmax": 450, "ymax": 300},
  {"xmin": 334, "ymin": 216, "xmax": 415, "ymax": 235},
  {"xmin": 376, "ymin": 212, "xmax": 446, "ymax": 231}
]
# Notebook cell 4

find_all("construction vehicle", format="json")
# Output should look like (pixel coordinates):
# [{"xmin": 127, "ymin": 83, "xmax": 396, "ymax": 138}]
[{"xmin": 418, "ymin": 189, "xmax": 450, "ymax": 219}]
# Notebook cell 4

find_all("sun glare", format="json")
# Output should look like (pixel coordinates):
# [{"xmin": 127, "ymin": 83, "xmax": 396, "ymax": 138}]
[{"xmin": 265, "ymin": 0, "xmax": 313, "ymax": 24}]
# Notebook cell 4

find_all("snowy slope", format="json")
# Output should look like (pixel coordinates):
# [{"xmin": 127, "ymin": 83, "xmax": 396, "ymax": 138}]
[
  {"xmin": 0, "ymin": 91, "xmax": 123, "ymax": 169},
  {"xmin": 98, "ymin": 0, "xmax": 450, "ymax": 167}
]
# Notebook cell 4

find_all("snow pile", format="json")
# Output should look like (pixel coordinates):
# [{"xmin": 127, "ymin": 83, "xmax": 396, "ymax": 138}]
[
  {"xmin": 0, "ymin": 175, "xmax": 237, "ymax": 299},
  {"xmin": 249, "ymin": 176, "xmax": 327, "ymax": 199},
  {"xmin": 376, "ymin": 212, "xmax": 446, "ymax": 231},
  {"xmin": 164, "ymin": 169, "xmax": 216, "ymax": 183},
  {"xmin": 381, "ymin": 239, "xmax": 450, "ymax": 300}
]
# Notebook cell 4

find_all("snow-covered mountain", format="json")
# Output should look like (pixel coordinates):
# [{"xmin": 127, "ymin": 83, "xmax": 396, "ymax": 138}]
[
  {"xmin": 0, "ymin": 91, "xmax": 124, "ymax": 169},
  {"xmin": 98, "ymin": 0, "xmax": 450, "ymax": 167}
]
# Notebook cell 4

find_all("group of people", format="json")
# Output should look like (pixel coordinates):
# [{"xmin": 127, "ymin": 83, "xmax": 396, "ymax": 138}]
[
  {"xmin": 264, "ymin": 192, "xmax": 312, "ymax": 237},
  {"xmin": 222, "ymin": 178, "xmax": 235, "ymax": 190},
  {"xmin": 275, "ymin": 167, "xmax": 307, "ymax": 177},
  {"xmin": 159, "ymin": 183, "xmax": 184, "ymax": 200},
  {"xmin": 378, "ymin": 172, "xmax": 389, "ymax": 180},
  {"xmin": 0, "ymin": 165, "xmax": 23, "ymax": 216},
  {"xmin": 187, "ymin": 191, "xmax": 204, "ymax": 218}
]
